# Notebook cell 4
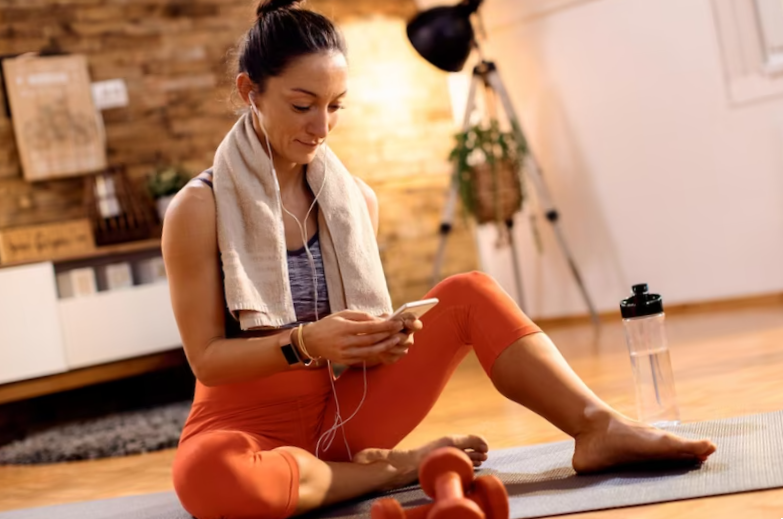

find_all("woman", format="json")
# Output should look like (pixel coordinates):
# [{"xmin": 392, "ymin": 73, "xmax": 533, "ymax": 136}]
[{"xmin": 162, "ymin": 1, "xmax": 716, "ymax": 518}]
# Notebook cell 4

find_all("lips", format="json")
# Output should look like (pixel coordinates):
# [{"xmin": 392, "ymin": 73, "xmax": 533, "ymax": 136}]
[{"xmin": 296, "ymin": 139, "xmax": 319, "ymax": 148}]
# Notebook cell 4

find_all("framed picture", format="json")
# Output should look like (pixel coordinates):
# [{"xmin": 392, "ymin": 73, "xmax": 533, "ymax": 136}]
[{"xmin": 1, "ymin": 54, "xmax": 107, "ymax": 181}]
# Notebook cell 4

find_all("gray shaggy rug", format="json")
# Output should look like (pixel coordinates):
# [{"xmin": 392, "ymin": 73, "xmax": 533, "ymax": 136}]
[{"xmin": 0, "ymin": 401, "xmax": 191, "ymax": 465}]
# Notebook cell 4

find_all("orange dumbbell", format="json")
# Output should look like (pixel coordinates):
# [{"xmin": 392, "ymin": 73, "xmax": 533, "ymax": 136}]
[{"xmin": 370, "ymin": 447, "xmax": 509, "ymax": 519}]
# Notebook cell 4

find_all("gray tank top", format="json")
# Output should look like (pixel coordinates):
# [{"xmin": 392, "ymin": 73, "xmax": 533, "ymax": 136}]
[
  {"xmin": 196, "ymin": 170, "xmax": 331, "ymax": 330},
  {"xmin": 286, "ymin": 232, "xmax": 331, "ymax": 326}
]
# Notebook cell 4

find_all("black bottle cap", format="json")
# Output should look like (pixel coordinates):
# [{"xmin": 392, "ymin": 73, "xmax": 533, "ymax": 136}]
[{"xmin": 620, "ymin": 283, "xmax": 664, "ymax": 318}]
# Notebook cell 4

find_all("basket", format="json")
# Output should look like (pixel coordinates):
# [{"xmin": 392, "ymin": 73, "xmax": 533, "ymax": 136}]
[
  {"xmin": 84, "ymin": 166, "xmax": 158, "ymax": 246},
  {"xmin": 468, "ymin": 159, "xmax": 523, "ymax": 224}
]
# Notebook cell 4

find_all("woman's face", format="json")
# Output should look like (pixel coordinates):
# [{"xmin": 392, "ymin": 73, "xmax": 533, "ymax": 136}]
[{"xmin": 246, "ymin": 51, "xmax": 348, "ymax": 166}]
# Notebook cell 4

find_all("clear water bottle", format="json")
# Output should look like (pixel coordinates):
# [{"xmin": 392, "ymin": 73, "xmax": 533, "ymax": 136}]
[{"xmin": 620, "ymin": 284, "xmax": 680, "ymax": 427}]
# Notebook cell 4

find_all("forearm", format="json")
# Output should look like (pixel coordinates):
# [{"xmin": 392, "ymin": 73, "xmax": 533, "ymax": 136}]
[{"xmin": 194, "ymin": 331, "xmax": 297, "ymax": 386}]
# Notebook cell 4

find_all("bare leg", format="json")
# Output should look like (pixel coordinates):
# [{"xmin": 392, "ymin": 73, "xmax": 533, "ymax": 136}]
[
  {"xmin": 281, "ymin": 435, "xmax": 489, "ymax": 516},
  {"xmin": 278, "ymin": 447, "xmax": 400, "ymax": 516},
  {"xmin": 491, "ymin": 332, "xmax": 716, "ymax": 473}
]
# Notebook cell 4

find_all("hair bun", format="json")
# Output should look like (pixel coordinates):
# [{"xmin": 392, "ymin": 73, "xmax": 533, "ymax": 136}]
[{"xmin": 257, "ymin": 0, "xmax": 301, "ymax": 17}]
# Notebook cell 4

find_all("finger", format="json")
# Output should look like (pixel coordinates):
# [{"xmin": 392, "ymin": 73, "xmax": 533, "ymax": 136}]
[
  {"xmin": 383, "ymin": 345, "xmax": 409, "ymax": 358},
  {"xmin": 344, "ymin": 335, "xmax": 401, "ymax": 360},
  {"xmin": 378, "ymin": 333, "xmax": 411, "ymax": 351},
  {"xmin": 348, "ymin": 318, "xmax": 404, "ymax": 335},
  {"xmin": 338, "ymin": 310, "xmax": 378, "ymax": 322},
  {"xmin": 377, "ymin": 351, "xmax": 406, "ymax": 365},
  {"xmin": 391, "ymin": 332, "xmax": 409, "ymax": 343},
  {"xmin": 403, "ymin": 318, "xmax": 423, "ymax": 332},
  {"xmin": 344, "ymin": 330, "xmax": 395, "ymax": 347}
]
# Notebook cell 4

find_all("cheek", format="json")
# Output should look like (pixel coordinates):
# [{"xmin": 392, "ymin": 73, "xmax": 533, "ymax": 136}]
[
  {"xmin": 266, "ymin": 105, "xmax": 295, "ymax": 133},
  {"xmin": 327, "ymin": 112, "xmax": 341, "ymax": 132}
]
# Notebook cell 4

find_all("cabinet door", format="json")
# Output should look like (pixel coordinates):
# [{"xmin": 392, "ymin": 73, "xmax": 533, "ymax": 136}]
[
  {"xmin": 59, "ymin": 281, "xmax": 182, "ymax": 369},
  {"xmin": 0, "ymin": 263, "xmax": 67, "ymax": 384}
]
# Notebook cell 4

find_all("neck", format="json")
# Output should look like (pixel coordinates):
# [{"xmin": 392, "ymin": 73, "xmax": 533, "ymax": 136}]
[
  {"xmin": 256, "ymin": 129, "xmax": 305, "ymax": 195},
  {"xmin": 272, "ymin": 153, "xmax": 304, "ymax": 195}
]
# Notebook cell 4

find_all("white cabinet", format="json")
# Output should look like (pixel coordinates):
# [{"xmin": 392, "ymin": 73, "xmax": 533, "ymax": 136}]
[
  {"xmin": 59, "ymin": 281, "xmax": 181, "ymax": 369},
  {"xmin": 0, "ymin": 263, "xmax": 68, "ymax": 384}
]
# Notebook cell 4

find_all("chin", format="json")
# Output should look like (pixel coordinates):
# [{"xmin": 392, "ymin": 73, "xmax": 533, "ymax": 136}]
[{"xmin": 297, "ymin": 151, "xmax": 319, "ymax": 164}]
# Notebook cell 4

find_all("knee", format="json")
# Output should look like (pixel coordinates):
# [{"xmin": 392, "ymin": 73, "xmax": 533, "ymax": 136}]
[
  {"xmin": 173, "ymin": 432, "xmax": 294, "ymax": 519},
  {"xmin": 434, "ymin": 271, "xmax": 499, "ymax": 299},
  {"xmin": 173, "ymin": 433, "xmax": 240, "ymax": 518}
]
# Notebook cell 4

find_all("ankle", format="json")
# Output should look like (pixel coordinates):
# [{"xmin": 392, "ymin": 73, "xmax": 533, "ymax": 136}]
[{"xmin": 574, "ymin": 405, "xmax": 618, "ymax": 439}]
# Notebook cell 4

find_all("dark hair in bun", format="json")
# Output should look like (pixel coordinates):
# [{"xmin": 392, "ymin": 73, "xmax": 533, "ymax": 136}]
[
  {"xmin": 256, "ymin": 0, "xmax": 299, "ymax": 17},
  {"xmin": 238, "ymin": 0, "xmax": 346, "ymax": 92}
]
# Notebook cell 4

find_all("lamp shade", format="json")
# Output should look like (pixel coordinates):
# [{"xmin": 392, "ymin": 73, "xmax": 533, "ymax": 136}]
[{"xmin": 406, "ymin": 1, "xmax": 482, "ymax": 73}]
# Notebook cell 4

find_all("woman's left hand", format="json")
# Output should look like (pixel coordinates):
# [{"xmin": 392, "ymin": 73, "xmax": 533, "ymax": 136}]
[{"xmin": 364, "ymin": 315, "xmax": 423, "ymax": 367}]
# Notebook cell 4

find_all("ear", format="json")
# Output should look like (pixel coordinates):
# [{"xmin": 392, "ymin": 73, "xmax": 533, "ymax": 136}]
[{"xmin": 236, "ymin": 73, "xmax": 255, "ymax": 106}]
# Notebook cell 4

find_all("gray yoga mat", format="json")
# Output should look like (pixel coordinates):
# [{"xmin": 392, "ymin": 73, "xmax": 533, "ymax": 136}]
[{"xmin": 1, "ymin": 411, "xmax": 782, "ymax": 519}]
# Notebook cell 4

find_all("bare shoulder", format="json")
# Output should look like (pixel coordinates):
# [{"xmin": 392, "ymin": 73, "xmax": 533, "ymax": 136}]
[
  {"xmin": 162, "ymin": 180, "xmax": 217, "ymax": 259},
  {"xmin": 352, "ymin": 176, "xmax": 378, "ymax": 212}
]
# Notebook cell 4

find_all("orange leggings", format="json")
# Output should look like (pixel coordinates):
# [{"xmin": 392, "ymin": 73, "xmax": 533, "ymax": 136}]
[{"xmin": 172, "ymin": 272, "xmax": 541, "ymax": 519}]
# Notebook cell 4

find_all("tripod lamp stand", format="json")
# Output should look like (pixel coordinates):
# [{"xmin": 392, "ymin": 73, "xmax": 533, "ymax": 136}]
[{"xmin": 406, "ymin": 0, "xmax": 599, "ymax": 324}]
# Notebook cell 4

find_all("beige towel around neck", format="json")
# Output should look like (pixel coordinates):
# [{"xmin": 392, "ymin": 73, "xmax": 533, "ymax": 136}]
[{"xmin": 212, "ymin": 112, "xmax": 393, "ymax": 330}]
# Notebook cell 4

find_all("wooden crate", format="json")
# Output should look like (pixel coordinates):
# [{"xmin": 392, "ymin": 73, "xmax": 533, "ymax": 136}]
[{"xmin": 0, "ymin": 219, "xmax": 96, "ymax": 265}]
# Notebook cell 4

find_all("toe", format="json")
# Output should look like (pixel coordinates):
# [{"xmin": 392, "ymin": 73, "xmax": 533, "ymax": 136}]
[
  {"xmin": 442, "ymin": 434, "xmax": 489, "ymax": 453},
  {"xmin": 668, "ymin": 435, "xmax": 717, "ymax": 459},
  {"xmin": 468, "ymin": 451, "xmax": 488, "ymax": 463},
  {"xmin": 460, "ymin": 434, "xmax": 489, "ymax": 453},
  {"xmin": 692, "ymin": 439, "xmax": 717, "ymax": 459}
]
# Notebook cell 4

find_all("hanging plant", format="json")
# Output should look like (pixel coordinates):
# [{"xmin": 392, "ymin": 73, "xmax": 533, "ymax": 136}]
[{"xmin": 449, "ymin": 119, "xmax": 530, "ymax": 245}]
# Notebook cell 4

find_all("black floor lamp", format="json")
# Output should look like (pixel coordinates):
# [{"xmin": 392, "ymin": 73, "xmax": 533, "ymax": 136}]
[{"xmin": 406, "ymin": 0, "xmax": 599, "ymax": 324}]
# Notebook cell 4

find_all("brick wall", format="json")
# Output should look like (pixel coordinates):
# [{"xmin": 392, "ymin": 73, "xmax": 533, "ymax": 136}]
[{"xmin": 0, "ymin": 0, "xmax": 477, "ymax": 305}]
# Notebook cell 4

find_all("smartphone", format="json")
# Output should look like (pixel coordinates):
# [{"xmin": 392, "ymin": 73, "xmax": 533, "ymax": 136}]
[{"xmin": 389, "ymin": 298, "xmax": 439, "ymax": 321}]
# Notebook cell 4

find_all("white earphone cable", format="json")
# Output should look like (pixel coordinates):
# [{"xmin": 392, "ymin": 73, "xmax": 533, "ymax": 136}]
[{"xmin": 252, "ymin": 99, "xmax": 368, "ymax": 461}]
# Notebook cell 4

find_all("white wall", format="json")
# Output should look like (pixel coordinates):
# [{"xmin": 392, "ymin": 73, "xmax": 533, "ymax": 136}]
[{"xmin": 429, "ymin": 0, "xmax": 783, "ymax": 319}]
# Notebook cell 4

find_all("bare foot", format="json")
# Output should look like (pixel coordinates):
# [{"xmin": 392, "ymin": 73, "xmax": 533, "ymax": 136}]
[
  {"xmin": 572, "ymin": 411, "xmax": 717, "ymax": 474},
  {"xmin": 354, "ymin": 435, "xmax": 489, "ymax": 490}
]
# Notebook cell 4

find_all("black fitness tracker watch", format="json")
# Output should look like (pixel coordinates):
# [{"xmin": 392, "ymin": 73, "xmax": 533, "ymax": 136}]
[{"xmin": 281, "ymin": 342, "xmax": 302, "ymax": 365}]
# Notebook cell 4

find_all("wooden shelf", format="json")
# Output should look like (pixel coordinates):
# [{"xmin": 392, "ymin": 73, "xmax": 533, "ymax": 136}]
[
  {"xmin": 0, "ymin": 349, "xmax": 186, "ymax": 405},
  {"xmin": 0, "ymin": 238, "xmax": 162, "ymax": 269}
]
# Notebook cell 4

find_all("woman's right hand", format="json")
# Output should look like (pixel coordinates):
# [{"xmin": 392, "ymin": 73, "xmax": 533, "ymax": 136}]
[{"xmin": 298, "ymin": 310, "xmax": 405, "ymax": 365}]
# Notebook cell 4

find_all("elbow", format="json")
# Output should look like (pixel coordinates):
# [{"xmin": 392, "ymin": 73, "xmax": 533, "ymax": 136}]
[
  {"xmin": 191, "ymin": 361, "xmax": 216, "ymax": 387},
  {"xmin": 188, "ymin": 345, "xmax": 219, "ymax": 387}
]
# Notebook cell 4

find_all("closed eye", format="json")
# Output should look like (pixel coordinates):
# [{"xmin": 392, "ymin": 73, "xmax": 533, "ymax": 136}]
[{"xmin": 293, "ymin": 104, "xmax": 345, "ymax": 113}]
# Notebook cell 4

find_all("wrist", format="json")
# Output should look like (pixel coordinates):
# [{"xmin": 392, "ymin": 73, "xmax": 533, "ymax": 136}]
[
  {"xmin": 289, "ymin": 327, "xmax": 314, "ymax": 368},
  {"xmin": 279, "ymin": 329, "xmax": 304, "ymax": 367},
  {"xmin": 299, "ymin": 323, "xmax": 321, "ymax": 361}
]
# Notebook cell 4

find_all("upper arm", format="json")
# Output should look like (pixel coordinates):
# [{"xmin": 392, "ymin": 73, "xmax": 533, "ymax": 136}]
[
  {"xmin": 161, "ymin": 183, "xmax": 226, "ymax": 380},
  {"xmin": 353, "ymin": 176, "xmax": 379, "ymax": 236}
]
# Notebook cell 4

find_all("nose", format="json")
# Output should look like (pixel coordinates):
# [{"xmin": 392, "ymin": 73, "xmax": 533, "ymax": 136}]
[{"xmin": 307, "ymin": 108, "xmax": 330, "ymax": 142}]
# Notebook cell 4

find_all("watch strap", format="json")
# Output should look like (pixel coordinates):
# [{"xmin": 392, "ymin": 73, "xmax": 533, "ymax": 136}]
[{"xmin": 281, "ymin": 342, "xmax": 301, "ymax": 365}]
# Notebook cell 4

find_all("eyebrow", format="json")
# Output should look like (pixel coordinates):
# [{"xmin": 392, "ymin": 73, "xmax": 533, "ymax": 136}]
[{"xmin": 290, "ymin": 88, "xmax": 347, "ymax": 99}]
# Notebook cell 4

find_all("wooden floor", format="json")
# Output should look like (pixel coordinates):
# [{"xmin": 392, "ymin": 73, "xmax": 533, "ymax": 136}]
[{"xmin": 1, "ymin": 300, "xmax": 783, "ymax": 517}]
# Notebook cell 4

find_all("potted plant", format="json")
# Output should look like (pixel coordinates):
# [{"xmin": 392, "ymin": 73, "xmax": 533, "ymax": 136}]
[
  {"xmin": 147, "ymin": 165, "xmax": 189, "ymax": 221},
  {"xmin": 449, "ymin": 119, "xmax": 529, "ymax": 244}
]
